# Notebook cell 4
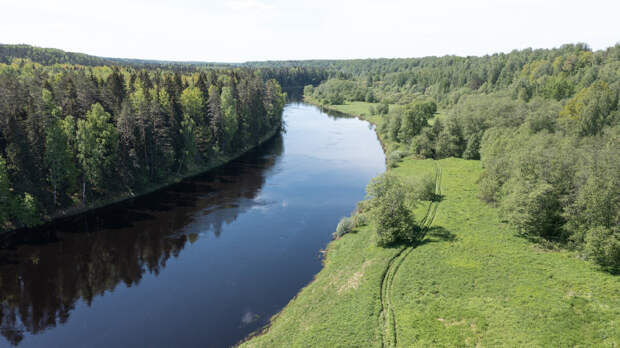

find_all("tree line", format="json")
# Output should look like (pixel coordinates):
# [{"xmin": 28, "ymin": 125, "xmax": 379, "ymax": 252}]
[
  {"xmin": 303, "ymin": 43, "xmax": 620, "ymax": 272},
  {"xmin": 0, "ymin": 57, "xmax": 285, "ymax": 231}
]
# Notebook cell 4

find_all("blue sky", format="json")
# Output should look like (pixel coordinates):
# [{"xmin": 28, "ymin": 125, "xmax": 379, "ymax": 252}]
[{"xmin": 2, "ymin": 0, "xmax": 619, "ymax": 62}]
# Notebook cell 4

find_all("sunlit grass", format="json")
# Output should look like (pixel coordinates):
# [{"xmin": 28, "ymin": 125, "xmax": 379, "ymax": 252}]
[{"xmin": 241, "ymin": 104, "xmax": 620, "ymax": 348}]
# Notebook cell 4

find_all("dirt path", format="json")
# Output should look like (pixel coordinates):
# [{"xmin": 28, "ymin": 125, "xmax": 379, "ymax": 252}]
[{"xmin": 380, "ymin": 163, "xmax": 442, "ymax": 347}]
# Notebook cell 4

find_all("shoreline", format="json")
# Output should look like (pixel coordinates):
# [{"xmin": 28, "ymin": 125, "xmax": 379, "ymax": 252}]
[
  {"xmin": 1, "ymin": 125, "xmax": 281, "ymax": 240},
  {"xmin": 304, "ymin": 97, "xmax": 391, "ymax": 156},
  {"xmin": 237, "ymin": 99, "xmax": 390, "ymax": 346},
  {"xmin": 240, "ymin": 101, "xmax": 620, "ymax": 347}
]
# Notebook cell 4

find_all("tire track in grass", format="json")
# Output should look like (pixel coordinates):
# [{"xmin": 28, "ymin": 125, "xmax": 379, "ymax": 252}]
[{"xmin": 380, "ymin": 162, "xmax": 442, "ymax": 347}]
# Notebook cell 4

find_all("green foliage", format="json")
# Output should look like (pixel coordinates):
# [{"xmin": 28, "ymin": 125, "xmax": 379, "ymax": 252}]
[
  {"xmin": 386, "ymin": 150, "xmax": 406, "ymax": 168},
  {"xmin": 180, "ymin": 114, "xmax": 198, "ymax": 169},
  {"xmin": 0, "ymin": 55, "xmax": 286, "ymax": 229},
  {"xmin": 366, "ymin": 174, "xmax": 421, "ymax": 246},
  {"xmin": 386, "ymin": 112, "xmax": 401, "ymax": 141},
  {"xmin": 478, "ymin": 127, "xmax": 515, "ymax": 203},
  {"xmin": 242, "ymin": 158, "xmax": 620, "ymax": 348},
  {"xmin": 397, "ymin": 100, "xmax": 437, "ymax": 143},
  {"xmin": 77, "ymin": 103, "xmax": 119, "ymax": 197},
  {"xmin": 479, "ymin": 125, "xmax": 619, "ymax": 270},
  {"xmin": 412, "ymin": 174, "xmax": 436, "ymax": 201},
  {"xmin": 220, "ymin": 86, "xmax": 238, "ymax": 152},
  {"xmin": 351, "ymin": 211, "xmax": 369, "ymax": 228},
  {"xmin": 434, "ymin": 117, "xmax": 464, "ymax": 158},
  {"xmin": 333, "ymin": 217, "xmax": 354, "ymax": 239},
  {"xmin": 180, "ymin": 86, "xmax": 204, "ymax": 121},
  {"xmin": 0, "ymin": 156, "xmax": 39, "ymax": 228},
  {"xmin": 376, "ymin": 102, "xmax": 389, "ymax": 115},
  {"xmin": 264, "ymin": 79, "xmax": 286, "ymax": 128},
  {"xmin": 584, "ymin": 226, "xmax": 620, "ymax": 273},
  {"xmin": 501, "ymin": 179, "xmax": 563, "ymax": 239},
  {"xmin": 411, "ymin": 120, "xmax": 442, "ymax": 158},
  {"xmin": 559, "ymin": 80, "xmax": 618, "ymax": 136},
  {"xmin": 309, "ymin": 78, "xmax": 360, "ymax": 105},
  {"xmin": 45, "ymin": 119, "xmax": 77, "ymax": 205}
]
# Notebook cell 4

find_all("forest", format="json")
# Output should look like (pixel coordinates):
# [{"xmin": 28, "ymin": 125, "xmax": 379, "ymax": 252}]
[
  {"xmin": 0, "ymin": 45, "xmax": 287, "ymax": 231},
  {"xmin": 302, "ymin": 43, "xmax": 620, "ymax": 272},
  {"xmin": 1, "ymin": 43, "xmax": 618, "ymax": 271}
]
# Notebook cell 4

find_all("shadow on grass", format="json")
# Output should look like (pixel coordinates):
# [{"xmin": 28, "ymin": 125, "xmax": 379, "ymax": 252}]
[
  {"xmin": 425, "ymin": 226, "xmax": 457, "ymax": 242},
  {"xmin": 515, "ymin": 231, "xmax": 619, "ymax": 275},
  {"xmin": 430, "ymin": 194, "xmax": 444, "ymax": 202},
  {"xmin": 381, "ymin": 226, "xmax": 457, "ymax": 250}
]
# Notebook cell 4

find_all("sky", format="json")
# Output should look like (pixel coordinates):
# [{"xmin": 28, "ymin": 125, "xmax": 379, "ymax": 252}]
[{"xmin": 2, "ymin": 0, "xmax": 619, "ymax": 62}]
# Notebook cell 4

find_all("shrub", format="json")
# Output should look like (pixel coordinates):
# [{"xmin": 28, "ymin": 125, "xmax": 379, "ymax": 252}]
[
  {"xmin": 376, "ymin": 102, "xmax": 389, "ymax": 115},
  {"xmin": 333, "ymin": 217, "xmax": 354, "ymax": 239},
  {"xmin": 366, "ymin": 174, "xmax": 422, "ymax": 246},
  {"xmin": 387, "ymin": 150, "xmax": 408, "ymax": 168},
  {"xmin": 351, "ymin": 212, "xmax": 369, "ymax": 228},
  {"xmin": 414, "ymin": 174, "xmax": 436, "ymax": 201},
  {"xmin": 585, "ymin": 226, "xmax": 620, "ymax": 273}
]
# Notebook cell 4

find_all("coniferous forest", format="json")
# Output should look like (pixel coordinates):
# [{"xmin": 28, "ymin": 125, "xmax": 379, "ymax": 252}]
[{"xmin": 0, "ymin": 45, "xmax": 286, "ymax": 231}]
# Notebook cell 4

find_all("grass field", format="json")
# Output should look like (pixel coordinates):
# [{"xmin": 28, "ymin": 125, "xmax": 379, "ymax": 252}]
[
  {"xmin": 321, "ymin": 101, "xmax": 378, "ymax": 117},
  {"xmin": 240, "ymin": 102, "xmax": 620, "ymax": 347}
]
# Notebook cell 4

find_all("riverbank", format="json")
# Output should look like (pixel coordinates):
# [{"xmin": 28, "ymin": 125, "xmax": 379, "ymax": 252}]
[
  {"xmin": 240, "ymin": 102, "xmax": 619, "ymax": 347},
  {"xmin": 1, "ymin": 125, "xmax": 281, "ymax": 239}
]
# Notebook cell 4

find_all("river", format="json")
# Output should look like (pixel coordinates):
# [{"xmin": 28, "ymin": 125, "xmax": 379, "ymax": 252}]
[{"xmin": 0, "ymin": 102, "xmax": 385, "ymax": 347}]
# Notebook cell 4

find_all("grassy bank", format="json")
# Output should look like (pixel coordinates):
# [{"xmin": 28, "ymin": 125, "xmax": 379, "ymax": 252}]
[{"xmin": 240, "ymin": 103, "xmax": 619, "ymax": 347}]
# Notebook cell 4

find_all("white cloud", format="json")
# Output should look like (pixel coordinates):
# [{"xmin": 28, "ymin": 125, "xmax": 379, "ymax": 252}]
[{"xmin": 1, "ymin": 0, "xmax": 618, "ymax": 62}]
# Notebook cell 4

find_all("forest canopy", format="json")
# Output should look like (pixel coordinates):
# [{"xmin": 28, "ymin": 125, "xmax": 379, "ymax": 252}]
[
  {"xmin": 0, "ymin": 51, "xmax": 286, "ymax": 231},
  {"xmin": 302, "ymin": 43, "xmax": 620, "ymax": 272}
]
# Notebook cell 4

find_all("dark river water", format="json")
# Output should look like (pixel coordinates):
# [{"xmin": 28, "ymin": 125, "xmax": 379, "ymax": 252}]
[{"xmin": 0, "ymin": 103, "xmax": 385, "ymax": 348}]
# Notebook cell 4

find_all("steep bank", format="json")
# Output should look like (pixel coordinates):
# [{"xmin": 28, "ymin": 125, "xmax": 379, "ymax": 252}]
[{"xmin": 240, "ymin": 103, "xmax": 619, "ymax": 347}]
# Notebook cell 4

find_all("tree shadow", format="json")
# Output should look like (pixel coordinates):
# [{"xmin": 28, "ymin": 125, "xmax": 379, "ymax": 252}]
[
  {"xmin": 430, "ymin": 194, "xmax": 444, "ymax": 202},
  {"xmin": 380, "ymin": 226, "xmax": 456, "ymax": 249},
  {"xmin": 424, "ymin": 226, "xmax": 456, "ymax": 242}
]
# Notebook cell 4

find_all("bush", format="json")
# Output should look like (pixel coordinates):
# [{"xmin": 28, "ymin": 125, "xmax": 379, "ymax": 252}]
[
  {"xmin": 585, "ymin": 226, "xmax": 620, "ymax": 273},
  {"xmin": 414, "ymin": 174, "xmax": 436, "ymax": 201},
  {"xmin": 303, "ymin": 85, "xmax": 314, "ymax": 97},
  {"xmin": 500, "ymin": 178, "xmax": 564, "ymax": 239},
  {"xmin": 351, "ymin": 212, "xmax": 369, "ymax": 228},
  {"xmin": 366, "ymin": 174, "xmax": 422, "ymax": 246},
  {"xmin": 387, "ymin": 150, "xmax": 408, "ymax": 168},
  {"xmin": 376, "ymin": 102, "xmax": 389, "ymax": 115},
  {"xmin": 333, "ymin": 216, "xmax": 354, "ymax": 239},
  {"xmin": 411, "ymin": 129, "xmax": 436, "ymax": 158}
]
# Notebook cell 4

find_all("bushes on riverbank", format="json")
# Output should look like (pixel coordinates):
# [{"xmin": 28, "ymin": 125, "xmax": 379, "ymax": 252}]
[
  {"xmin": 333, "ymin": 217, "xmax": 354, "ymax": 239},
  {"xmin": 334, "ymin": 173, "xmax": 431, "ymax": 246}
]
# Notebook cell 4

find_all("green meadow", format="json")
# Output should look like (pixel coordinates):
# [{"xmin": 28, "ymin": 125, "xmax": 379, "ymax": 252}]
[{"xmin": 241, "ymin": 102, "xmax": 620, "ymax": 347}]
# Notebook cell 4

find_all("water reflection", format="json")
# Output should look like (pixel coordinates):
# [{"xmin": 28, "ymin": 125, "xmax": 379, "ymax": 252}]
[
  {"xmin": 0, "ymin": 103, "xmax": 385, "ymax": 347},
  {"xmin": 0, "ymin": 136, "xmax": 284, "ymax": 346}
]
